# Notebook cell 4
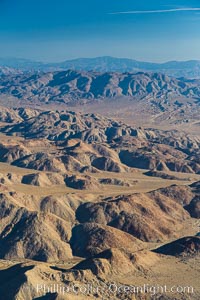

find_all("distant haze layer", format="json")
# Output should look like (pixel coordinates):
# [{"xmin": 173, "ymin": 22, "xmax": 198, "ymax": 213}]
[{"xmin": 1, "ymin": 56, "xmax": 200, "ymax": 78}]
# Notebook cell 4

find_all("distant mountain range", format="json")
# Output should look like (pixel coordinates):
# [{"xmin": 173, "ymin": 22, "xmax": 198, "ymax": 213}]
[
  {"xmin": 1, "ymin": 56, "xmax": 200, "ymax": 78},
  {"xmin": 1, "ymin": 69, "xmax": 200, "ymax": 104},
  {"xmin": 0, "ymin": 69, "xmax": 200, "ymax": 126}
]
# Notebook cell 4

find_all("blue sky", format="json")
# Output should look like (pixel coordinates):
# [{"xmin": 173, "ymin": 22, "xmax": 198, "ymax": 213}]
[{"xmin": 1, "ymin": 0, "xmax": 200, "ymax": 62}]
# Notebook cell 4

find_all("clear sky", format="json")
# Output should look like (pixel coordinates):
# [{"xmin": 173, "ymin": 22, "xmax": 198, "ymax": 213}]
[{"xmin": 1, "ymin": 0, "xmax": 200, "ymax": 62}]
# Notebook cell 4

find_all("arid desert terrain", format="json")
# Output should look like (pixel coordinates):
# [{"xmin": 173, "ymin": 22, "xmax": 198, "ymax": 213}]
[{"xmin": 0, "ymin": 79, "xmax": 199, "ymax": 300}]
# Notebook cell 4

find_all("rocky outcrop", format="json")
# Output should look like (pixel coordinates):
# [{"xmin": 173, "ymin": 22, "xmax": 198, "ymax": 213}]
[
  {"xmin": 21, "ymin": 172, "xmax": 65, "ymax": 187},
  {"xmin": 65, "ymin": 175, "xmax": 100, "ymax": 190},
  {"xmin": 75, "ymin": 192, "xmax": 189, "ymax": 242},
  {"xmin": 154, "ymin": 236, "xmax": 200, "ymax": 257},
  {"xmin": 70, "ymin": 222, "xmax": 144, "ymax": 258},
  {"xmin": 0, "ymin": 193, "xmax": 73, "ymax": 262}
]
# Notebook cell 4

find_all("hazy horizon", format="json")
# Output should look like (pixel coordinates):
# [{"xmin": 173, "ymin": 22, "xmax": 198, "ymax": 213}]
[{"xmin": 1, "ymin": 55, "xmax": 200, "ymax": 65}]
